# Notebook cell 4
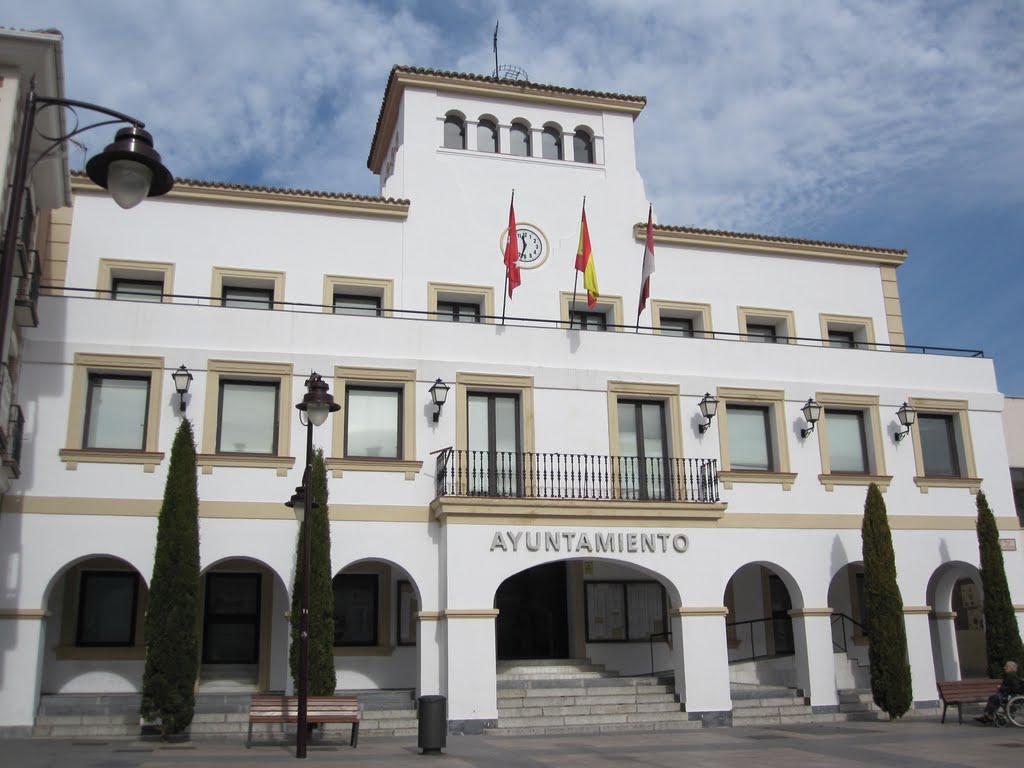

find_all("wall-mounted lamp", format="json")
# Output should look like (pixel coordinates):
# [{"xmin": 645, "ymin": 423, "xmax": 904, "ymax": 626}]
[
  {"xmin": 800, "ymin": 398, "xmax": 821, "ymax": 438},
  {"xmin": 698, "ymin": 392, "xmax": 719, "ymax": 434},
  {"xmin": 172, "ymin": 364, "xmax": 193, "ymax": 413},
  {"xmin": 894, "ymin": 401, "xmax": 916, "ymax": 442},
  {"xmin": 429, "ymin": 378, "xmax": 450, "ymax": 422}
]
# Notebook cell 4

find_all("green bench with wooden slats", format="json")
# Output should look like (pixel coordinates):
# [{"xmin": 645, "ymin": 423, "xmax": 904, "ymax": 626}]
[
  {"xmin": 246, "ymin": 694, "xmax": 359, "ymax": 747},
  {"xmin": 937, "ymin": 679, "xmax": 1000, "ymax": 724}
]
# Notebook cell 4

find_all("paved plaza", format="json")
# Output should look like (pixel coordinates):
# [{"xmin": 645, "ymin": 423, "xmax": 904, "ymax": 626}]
[{"xmin": 3, "ymin": 720, "xmax": 1023, "ymax": 768}]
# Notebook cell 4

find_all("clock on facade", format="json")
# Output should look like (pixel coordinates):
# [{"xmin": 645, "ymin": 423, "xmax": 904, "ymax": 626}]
[{"xmin": 500, "ymin": 222, "xmax": 548, "ymax": 269}]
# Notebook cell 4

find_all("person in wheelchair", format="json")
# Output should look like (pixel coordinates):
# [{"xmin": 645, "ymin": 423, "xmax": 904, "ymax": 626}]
[{"xmin": 976, "ymin": 660, "xmax": 1021, "ymax": 724}]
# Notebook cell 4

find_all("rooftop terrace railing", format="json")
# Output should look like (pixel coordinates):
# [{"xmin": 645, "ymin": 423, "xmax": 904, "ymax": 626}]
[{"xmin": 42, "ymin": 285, "xmax": 986, "ymax": 358}]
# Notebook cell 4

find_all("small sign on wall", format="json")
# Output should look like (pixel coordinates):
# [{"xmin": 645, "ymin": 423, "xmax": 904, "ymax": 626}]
[{"xmin": 999, "ymin": 538, "xmax": 1017, "ymax": 551}]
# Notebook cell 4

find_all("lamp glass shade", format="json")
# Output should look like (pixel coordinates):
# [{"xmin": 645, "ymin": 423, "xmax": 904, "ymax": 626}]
[
  {"xmin": 306, "ymin": 401, "xmax": 330, "ymax": 427},
  {"xmin": 801, "ymin": 398, "xmax": 821, "ymax": 424},
  {"xmin": 285, "ymin": 487, "xmax": 306, "ymax": 522},
  {"xmin": 429, "ymin": 378, "xmax": 450, "ymax": 407},
  {"xmin": 172, "ymin": 366, "xmax": 193, "ymax": 395},
  {"xmin": 897, "ymin": 402, "xmax": 916, "ymax": 427},
  {"xmin": 699, "ymin": 393, "xmax": 718, "ymax": 420},
  {"xmin": 106, "ymin": 159, "xmax": 153, "ymax": 209}
]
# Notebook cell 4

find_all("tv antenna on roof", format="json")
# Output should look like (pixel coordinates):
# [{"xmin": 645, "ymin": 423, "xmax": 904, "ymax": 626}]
[{"xmin": 492, "ymin": 20, "xmax": 529, "ymax": 82}]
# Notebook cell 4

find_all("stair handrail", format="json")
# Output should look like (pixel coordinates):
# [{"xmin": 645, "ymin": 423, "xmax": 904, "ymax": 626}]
[
  {"xmin": 647, "ymin": 630, "xmax": 672, "ymax": 676},
  {"xmin": 726, "ymin": 616, "xmax": 796, "ymax": 663},
  {"xmin": 830, "ymin": 612, "xmax": 868, "ymax": 653}
]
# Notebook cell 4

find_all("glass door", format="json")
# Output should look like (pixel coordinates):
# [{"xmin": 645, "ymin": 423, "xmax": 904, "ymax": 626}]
[
  {"xmin": 617, "ymin": 400, "xmax": 670, "ymax": 500},
  {"xmin": 202, "ymin": 573, "xmax": 261, "ymax": 664},
  {"xmin": 468, "ymin": 393, "xmax": 521, "ymax": 496}
]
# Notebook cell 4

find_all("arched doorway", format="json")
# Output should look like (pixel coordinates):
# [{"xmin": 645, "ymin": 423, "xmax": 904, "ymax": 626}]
[
  {"xmin": 827, "ymin": 563, "xmax": 870, "ymax": 689},
  {"xmin": 495, "ymin": 561, "xmax": 568, "ymax": 660},
  {"xmin": 724, "ymin": 563, "xmax": 803, "ymax": 689},
  {"xmin": 927, "ymin": 562, "xmax": 986, "ymax": 679},
  {"xmin": 199, "ymin": 557, "xmax": 286, "ymax": 692},
  {"xmin": 332, "ymin": 559, "xmax": 422, "ymax": 691},
  {"xmin": 41, "ymin": 554, "xmax": 149, "ymax": 694}
]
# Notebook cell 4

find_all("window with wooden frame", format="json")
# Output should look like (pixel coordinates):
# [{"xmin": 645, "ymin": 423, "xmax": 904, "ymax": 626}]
[
  {"xmin": 328, "ymin": 367, "xmax": 421, "ymax": 479},
  {"xmin": 211, "ymin": 267, "xmax": 285, "ymax": 310},
  {"xmin": 716, "ymin": 387, "xmax": 795, "ymax": 490},
  {"xmin": 197, "ymin": 360, "xmax": 294, "ymax": 475},
  {"xmin": 60, "ymin": 353, "xmax": 165, "ymax": 471},
  {"xmin": 737, "ymin": 307, "xmax": 796, "ymax": 344},
  {"xmin": 907, "ymin": 397, "xmax": 981, "ymax": 494},
  {"xmin": 814, "ymin": 392, "xmax": 890, "ymax": 491},
  {"xmin": 98, "ymin": 258, "xmax": 174, "ymax": 303}
]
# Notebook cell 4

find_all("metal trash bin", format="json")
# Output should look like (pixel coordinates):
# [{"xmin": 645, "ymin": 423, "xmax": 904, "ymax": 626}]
[{"xmin": 417, "ymin": 694, "xmax": 447, "ymax": 754}]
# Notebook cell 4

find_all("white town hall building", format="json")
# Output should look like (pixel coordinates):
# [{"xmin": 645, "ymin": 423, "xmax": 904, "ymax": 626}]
[{"xmin": 1, "ymin": 36, "xmax": 1021, "ymax": 736}]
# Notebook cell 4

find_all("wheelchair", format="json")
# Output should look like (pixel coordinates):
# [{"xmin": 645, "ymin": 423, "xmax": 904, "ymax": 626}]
[{"xmin": 993, "ymin": 693, "xmax": 1024, "ymax": 728}]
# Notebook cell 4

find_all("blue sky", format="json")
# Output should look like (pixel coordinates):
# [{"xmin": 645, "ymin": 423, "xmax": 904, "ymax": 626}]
[{"xmin": 5, "ymin": 1, "xmax": 1023, "ymax": 392}]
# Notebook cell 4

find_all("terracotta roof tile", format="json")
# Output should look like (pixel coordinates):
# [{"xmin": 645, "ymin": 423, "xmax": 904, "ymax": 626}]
[
  {"xmin": 70, "ymin": 170, "xmax": 409, "ymax": 206},
  {"xmin": 653, "ymin": 223, "xmax": 907, "ymax": 256}
]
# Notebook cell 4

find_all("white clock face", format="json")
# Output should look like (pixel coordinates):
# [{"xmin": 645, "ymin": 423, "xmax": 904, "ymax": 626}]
[{"xmin": 502, "ymin": 223, "xmax": 548, "ymax": 269}]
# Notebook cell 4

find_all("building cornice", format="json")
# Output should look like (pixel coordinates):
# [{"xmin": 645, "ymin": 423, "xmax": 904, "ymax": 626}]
[
  {"xmin": 368, "ymin": 65, "xmax": 647, "ymax": 173},
  {"xmin": 71, "ymin": 174, "xmax": 410, "ymax": 218},
  {"xmin": 634, "ymin": 223, "xmax": 908, "ymax": 267}
]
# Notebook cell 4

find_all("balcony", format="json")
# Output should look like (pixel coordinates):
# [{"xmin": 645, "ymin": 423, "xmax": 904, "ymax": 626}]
[
  {"xmin": 432, "ymin": 448, "xmax": 726, "ymax": 523},
  {"xmin": 15, "ymin": 250, "xmax": 40, "ymax": 328},
  {"xmin": 3, "ymin": 404, "xmax": 24, "ymax": 479},
  {"xmin": 0, "ymin": 364, "xmax": 24, "ymax": 479}
]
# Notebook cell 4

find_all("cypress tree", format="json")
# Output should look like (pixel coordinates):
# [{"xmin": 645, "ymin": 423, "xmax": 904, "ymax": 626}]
[
  {"xmin": 290, "ymin": 447, "xmax": 337, "ymax": 695},
  {"xmin": 861, "ymin": 482, "xmax": 913, "ymax": 718},
  {"xmin": 975, "ymin": 491, "xmax": 1024, "ymax": 678},
  {"xmin": 141, "ymin": 419, "xmax": 201, "ymax": 738}
]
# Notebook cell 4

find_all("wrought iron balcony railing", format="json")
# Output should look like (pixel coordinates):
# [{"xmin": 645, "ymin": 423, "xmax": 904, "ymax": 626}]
[
  {"xmin": 434, "ymin": 448, "xmax": 720, "ymax": 503},
  {"xmin": 4, "ymin": 404, "xmax": 24, "ymax": 478}
]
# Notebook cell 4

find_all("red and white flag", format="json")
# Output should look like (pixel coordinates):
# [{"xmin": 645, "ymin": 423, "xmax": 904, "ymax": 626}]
[
  {"xmin": 504, "ymin": 192, "xmax": 521, "ymax": 298},
  {"xmin": 638, "ymin": 205, "xmax": 655, "ymax": 314}
]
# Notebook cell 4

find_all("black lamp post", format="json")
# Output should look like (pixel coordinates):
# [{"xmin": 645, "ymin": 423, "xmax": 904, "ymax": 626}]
[
  {"xmin": 0, "ymin": 77, "xmax": 173, "ymax": 376},
  {"xmin": 288, "ymin": 372, "xmax": 339, "ymax": 759}
]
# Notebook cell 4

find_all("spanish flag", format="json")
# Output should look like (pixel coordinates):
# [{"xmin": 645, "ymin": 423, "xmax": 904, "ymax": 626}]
[{"xmin": 575, "ymin": 205, "xmax": 599, "ymax": 307}]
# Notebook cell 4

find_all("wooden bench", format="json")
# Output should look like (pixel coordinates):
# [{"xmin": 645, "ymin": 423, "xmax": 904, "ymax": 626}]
[
  {"xmin": 937, "ymin": 679, "xmax": 1000, "ymax": 724},
  {"xmin": 246, "ymin": 694, "xmax": 359, "ymax": 747}
]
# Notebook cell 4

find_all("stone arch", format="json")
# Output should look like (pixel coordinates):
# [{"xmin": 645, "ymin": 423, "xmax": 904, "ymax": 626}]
[
  {"xmin": 41, "ymin": 554, "xmax": 150, "ymax": 695},
  {"xmin": 199, "ymin": 555, "xmax": 290, "ymax": 692},
  {"xmin": 722, "ymin": 560, "xmax": 805, "ymax": 689},
  {"xmin": 927, "ymin": 561, "xmax": 985, "ymax": 679},
  {"xmin": 443, "ymin": 110, "xmax": 466, "ymax": 149},
  {"xmin": 489, "ymin": 553, "xmax": 681, "ymax": 676},
  {"xmin": 331, "ymin": 556, "xmax": 425, "ymax": 691},
  {"xmin": 827, "ymin": 561, "xmax": 869, "ymax": 688},
  {"xmin": 572, "ymin": 125, "xmax": 595, "ymax": 163}
]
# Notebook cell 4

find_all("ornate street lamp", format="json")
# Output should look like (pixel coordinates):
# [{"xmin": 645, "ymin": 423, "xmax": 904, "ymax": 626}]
[
  {"xmin": 0, "ymin": 77, "xmax": 174, "ymax": 375},
  {"xmin": 289, "ymin": 372, "xmax": 339, "ymax": 759}
]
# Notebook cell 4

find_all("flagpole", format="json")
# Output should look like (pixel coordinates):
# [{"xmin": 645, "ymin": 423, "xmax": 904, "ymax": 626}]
[
  {"xmin": 635, "ymin": 203, "xmax": 652, "ymax": 333},
  {"xmin": 493, "ymin": 20, "xmax": 499, "ymax": 77},
  {"xmin": 570, "ymin": 196, "xmax": 585, "ymax": 329},
  {"xmin": 502, "ymin": 188, "xmax": 516, "ymax": 326},
  {"xmin": 502, "ymin": 268, "xmax": 508, "ymax": 326},
  {"xmin": 636, "ymin": 203, "xmax": 653, "ymax": 334}
]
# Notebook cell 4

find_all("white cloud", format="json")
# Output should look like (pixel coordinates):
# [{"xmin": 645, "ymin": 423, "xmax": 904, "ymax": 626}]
[{"xmin": 7, "ymin": 0, "xmax": 1020, "ymax": 231}]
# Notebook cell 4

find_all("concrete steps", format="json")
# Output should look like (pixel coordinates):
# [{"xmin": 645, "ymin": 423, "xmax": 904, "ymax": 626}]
[
  {"xmin": 488, "ymin": 660, "xmax": 700, "ymax": 735},
  {"xmin": 730, "ymin": 685, "xmax": 821, "ymax": 726},
  {"xmin": 32, "ymin": 689, "xmax": 418, "ymax": 741},
  {"xmin": 837, "ymin": 688, "xmax": 887, "ymax": 721}
]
